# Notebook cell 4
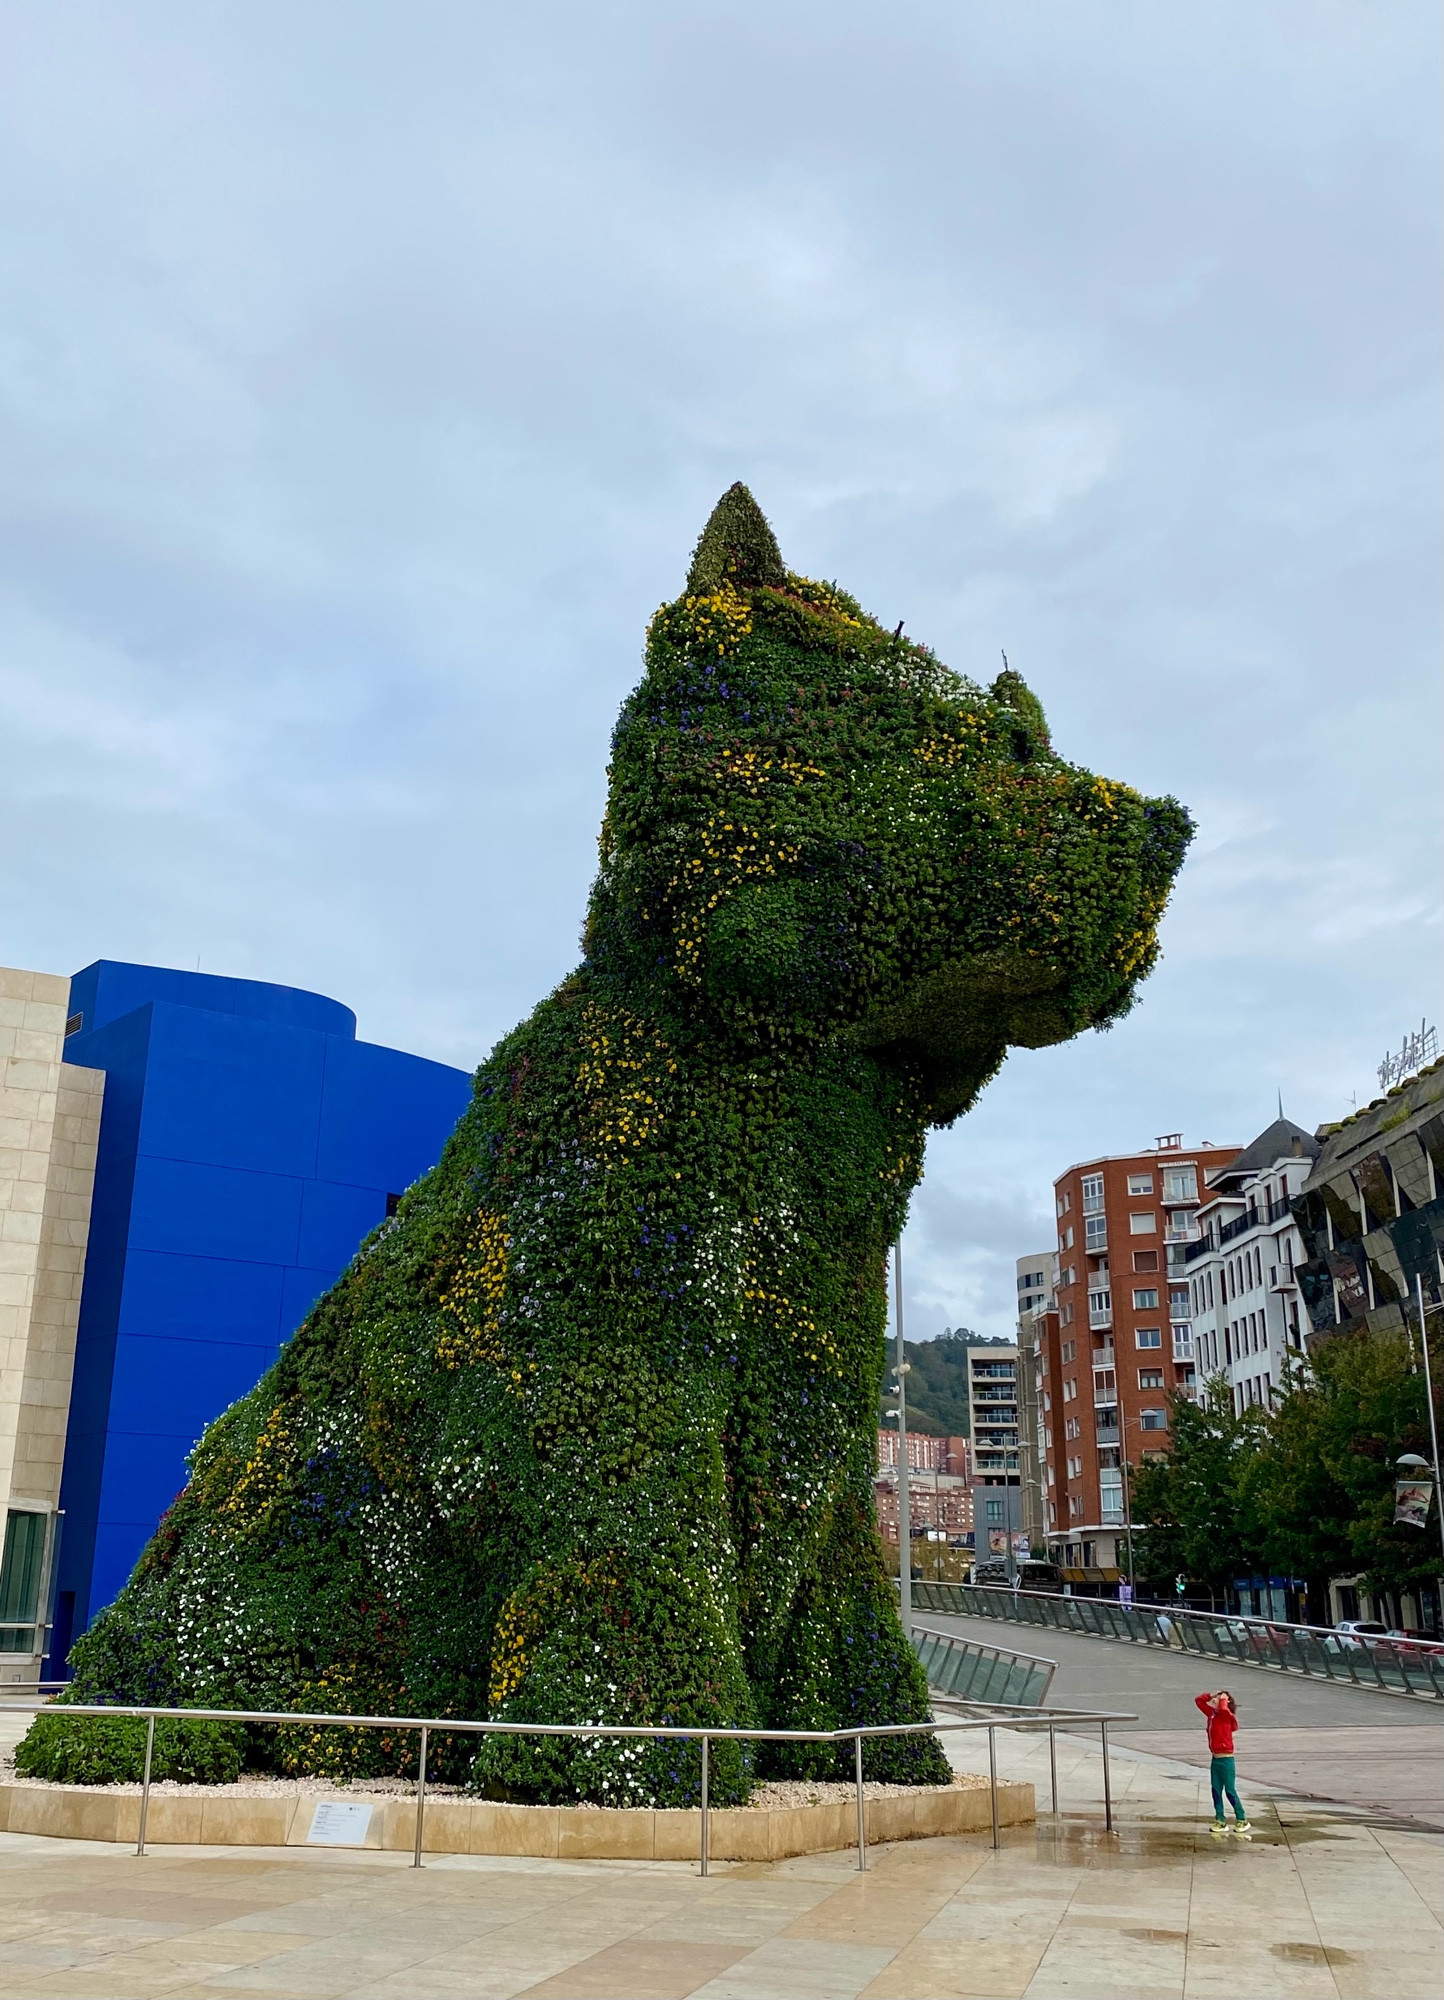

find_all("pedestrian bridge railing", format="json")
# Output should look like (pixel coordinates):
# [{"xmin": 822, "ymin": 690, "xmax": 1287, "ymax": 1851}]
[
  {"xmin": 909, "ymin": 1581, "xmax": 1444, "ymax": 1700},
  {"xmin": 911, "ymin": 1624, "xmax": 1056, "ymax": 1707}
]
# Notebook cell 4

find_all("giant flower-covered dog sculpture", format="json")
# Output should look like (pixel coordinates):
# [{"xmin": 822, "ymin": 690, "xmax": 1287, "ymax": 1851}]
[{"xmin": 68, "ymin": 487, "xmax": 1191, "ymax": 1803}]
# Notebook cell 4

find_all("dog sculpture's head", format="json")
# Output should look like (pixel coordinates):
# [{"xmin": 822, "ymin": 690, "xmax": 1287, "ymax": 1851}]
[{"xmin": 588, "ymin": 485, "xmax": 1191, "ymax": 1123}]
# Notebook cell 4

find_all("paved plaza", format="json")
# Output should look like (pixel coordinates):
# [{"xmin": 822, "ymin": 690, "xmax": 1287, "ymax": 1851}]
[{"xmin": 1, "ymin": 1725, "xmax": 1440, "ymax": 1999}]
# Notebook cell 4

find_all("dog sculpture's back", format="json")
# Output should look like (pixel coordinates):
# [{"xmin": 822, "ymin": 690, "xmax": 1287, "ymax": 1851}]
[{"xmin": 68, "ymin": 487, "xmax": 1191, "ymax": 1802}]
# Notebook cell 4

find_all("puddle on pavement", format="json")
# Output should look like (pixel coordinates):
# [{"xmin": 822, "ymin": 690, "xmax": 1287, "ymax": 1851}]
[
  {"xmin": 1024, "ymin": 1814, "xmax": 1347, "ymax": 1863},
  {"xmin": 1272, "ymin": 1942, "xmax": 1355, "ymax": 1967}
]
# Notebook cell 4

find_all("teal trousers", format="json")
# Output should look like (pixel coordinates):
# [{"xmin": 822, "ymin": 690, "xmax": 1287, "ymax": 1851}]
[{"xmin": 1210, "ymin": 1754, "xmax": 1244, "ymax": 1822}]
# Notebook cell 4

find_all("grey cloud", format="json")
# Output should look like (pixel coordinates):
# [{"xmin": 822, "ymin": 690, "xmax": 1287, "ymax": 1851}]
[{"xmin": 0, "ymin": 0, "xmax": 1437, "ymax": 1322}]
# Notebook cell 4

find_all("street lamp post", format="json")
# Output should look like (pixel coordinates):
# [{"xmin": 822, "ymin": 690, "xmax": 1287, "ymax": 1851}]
[
  {"xmin": 1119, "ymin": 1403, "xmax": 1137, "ymax": 1591},
  {"xmin": 892, "ymin": 1238, "xmax": 911, "ymax": 1640}
]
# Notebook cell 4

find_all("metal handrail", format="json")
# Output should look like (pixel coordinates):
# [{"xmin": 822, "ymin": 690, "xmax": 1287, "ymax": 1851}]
[
  {"xmin": 910, "ymin": 1582, "xmax": 1444, "ymax": 1701},
  {"xmin": 0, "ymin": 1691, "xmax": 1138, "ymax": 1867}
]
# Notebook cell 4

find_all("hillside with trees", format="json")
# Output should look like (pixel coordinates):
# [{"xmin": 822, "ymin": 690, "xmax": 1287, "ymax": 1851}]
[{"xmin": 878, "ymin": 1328, "xmax": 1015, "ymax": 1436}]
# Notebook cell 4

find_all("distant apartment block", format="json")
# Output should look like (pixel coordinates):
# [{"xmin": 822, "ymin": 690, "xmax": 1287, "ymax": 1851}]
[
  {"xmin": 1015, "ymin": 1250, "xmax": 1058, "ymax": 1552},
  {"xmin": 874, "ymin": 1428, "xmax": 972, "ymax": 1544},
  {"xmin": 964, "ymin": 1342, "xmax": 1020, "ymax": 1484}
]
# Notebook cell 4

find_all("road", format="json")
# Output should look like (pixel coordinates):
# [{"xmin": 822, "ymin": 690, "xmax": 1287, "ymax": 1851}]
[{"xmin": 919, "ymin": 1606, "xmax": 1444, "ymax": 1830}]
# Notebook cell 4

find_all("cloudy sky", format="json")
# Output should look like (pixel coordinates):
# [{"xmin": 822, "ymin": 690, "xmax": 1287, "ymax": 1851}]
[{"xmin": 2, "ymin": 1, "xmax": 1439, "ymax": 1339}]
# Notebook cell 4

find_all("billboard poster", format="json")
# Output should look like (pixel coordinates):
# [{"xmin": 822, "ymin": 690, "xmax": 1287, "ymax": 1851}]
[{"xmin": 1394, "ymin": 1478, "xmax": 1433, "ymax": 1528}]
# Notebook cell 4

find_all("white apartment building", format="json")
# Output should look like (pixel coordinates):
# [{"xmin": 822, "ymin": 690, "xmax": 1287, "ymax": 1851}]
[
  {"xmin": 1015, "ymin": 1251, "xmax": 1057, "ymax": 1550},
  {"xmin": 965, "ymin": 1341, "xmax": 1020, "ymax": 1483},
  {"xmin": 1184, "ymin": 1117, "xmax": 1318, "ymax": 1413}
]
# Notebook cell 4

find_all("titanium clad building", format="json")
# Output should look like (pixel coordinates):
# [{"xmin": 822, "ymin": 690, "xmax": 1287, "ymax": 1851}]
[{"xmin": 48, "ymin": 961, "xmax": 473, "ymax": 1670}]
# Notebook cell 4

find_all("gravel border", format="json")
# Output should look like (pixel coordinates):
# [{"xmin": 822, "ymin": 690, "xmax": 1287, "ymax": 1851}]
[{"xmin": 0, "ymin": 1752, "xmax": 988, "ymax": 1810}]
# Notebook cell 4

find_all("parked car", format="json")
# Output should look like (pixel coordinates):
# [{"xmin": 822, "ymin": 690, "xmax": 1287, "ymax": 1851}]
[
  {"xmin": 1379, "ymin": 1629, "xmax": 1444, "ymax": 1656},
  {"xmin": 1332, "ymin": 1619, "xmax": 1389, "ymax": 1649}
]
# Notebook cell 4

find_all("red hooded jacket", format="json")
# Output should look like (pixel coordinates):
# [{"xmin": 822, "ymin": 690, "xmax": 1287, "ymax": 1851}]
[{"xmin": 1196, "ymin": 1693, "xmax": 1237, "ymax": 1754}]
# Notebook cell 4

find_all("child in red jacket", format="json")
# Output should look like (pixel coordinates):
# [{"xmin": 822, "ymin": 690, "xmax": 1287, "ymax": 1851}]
[{"xmin": 1197, "ymin": 1691, "xmax": 1249, "ymax": 1832}]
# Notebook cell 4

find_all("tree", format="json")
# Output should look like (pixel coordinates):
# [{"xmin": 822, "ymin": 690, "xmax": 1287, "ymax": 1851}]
[
  {"xmin": 1130, "ymin": 1382, "xmax": 1266, "ymax": 1595},
  {"xmin": 1248, "ymin": 1328, "xmax": 1439, "ymax": 1616}
]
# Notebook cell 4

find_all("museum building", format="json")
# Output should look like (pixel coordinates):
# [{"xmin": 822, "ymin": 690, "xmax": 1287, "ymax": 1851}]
[{"xmin": 0, "ymin": 960, "xmax": 472, "ymax": 1683}]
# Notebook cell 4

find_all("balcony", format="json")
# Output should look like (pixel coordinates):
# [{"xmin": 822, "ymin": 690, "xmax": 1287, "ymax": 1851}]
[{"xmin": 1095, "ymin": 1426, "xmax": 1120, "ymax": 1447}]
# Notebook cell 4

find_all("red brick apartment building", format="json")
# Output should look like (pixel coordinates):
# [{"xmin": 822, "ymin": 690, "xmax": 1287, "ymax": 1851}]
[
  {"xmin": 1039, "ymin": 1134, "xmax": 1238, "ymax": 1582},
  {"xmin": 874, "ymin": 1430, "xmax": 973, "ymax": 1544}
]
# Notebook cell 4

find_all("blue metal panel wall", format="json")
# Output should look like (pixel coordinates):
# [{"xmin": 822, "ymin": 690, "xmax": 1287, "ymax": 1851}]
[{"xmin": 52, "ymin": 962, "xmax": 473, "ymax": 1664}]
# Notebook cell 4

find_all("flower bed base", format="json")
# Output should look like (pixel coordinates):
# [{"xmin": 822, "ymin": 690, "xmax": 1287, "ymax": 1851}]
[{"xmin": 0, "ymin": 1777, "xmax": 1034, "ymax": 1860}]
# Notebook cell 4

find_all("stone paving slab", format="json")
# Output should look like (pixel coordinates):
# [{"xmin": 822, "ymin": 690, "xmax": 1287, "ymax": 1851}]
[{"xmin": 0, "ymin": 1733, "xmax": 1439, "ymax": 2000}]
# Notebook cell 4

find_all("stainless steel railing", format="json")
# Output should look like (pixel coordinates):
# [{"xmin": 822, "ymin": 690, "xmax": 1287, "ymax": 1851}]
[
  {"xmin": 911, "ymin": 1582, "xmax": 1444, "ymax": 1699},
  {"xmin": 0, "ymin": 1692, "xmax": 1137, "ymax": 1868}
]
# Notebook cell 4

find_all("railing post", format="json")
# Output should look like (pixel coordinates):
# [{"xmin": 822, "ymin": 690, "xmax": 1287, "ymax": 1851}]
[
  {"xmin": 699, "ymin": 1735, "xmax": 710, "ymax": 1878},
  {"xmin": 412, "ymin": 1725, "xmax": 429, "ymax": 1868},
  {"xmin": 854, "ymin": 1733, "xmax": 867, "ymax": 1870},
  {"xmin": 1101, "ymin": 1719, "xmax": 1113, "ymax": 1832},
  {"xmin": 136, "ymin": 1713, "xmax": 155, "ymax": 1858},
  {"xmin": 988, "ymin": 1723, "xmax": 1000, "ymax": 1850},
  {"xmin": 1048, "ymin": 1722, "xmax": 1058, "ymax": 1815}
]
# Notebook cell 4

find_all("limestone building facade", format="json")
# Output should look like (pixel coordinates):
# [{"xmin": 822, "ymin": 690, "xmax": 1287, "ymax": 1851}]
[{"xmin": 0, "ymin": 968, "xmax": 103, "ymax": 1684}]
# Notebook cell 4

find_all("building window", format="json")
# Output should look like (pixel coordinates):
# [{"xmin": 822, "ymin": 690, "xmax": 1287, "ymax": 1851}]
[
  {"xmin": 1063, "ymin": 1378, "xmax": 1077, "ymax": 1401},
  {"xmin": 1081, "ymin": 1174, "xmax": 1104, "ymax": 1214},
  {"xmin": 985, "ymin": 1498, "xmax": 1003, "ymax": 1524},
  {"xmin": 1140, "ymin": 1407, "xmax": 1168, "ymax": 1431},
  {"xmin": 1088, "ymin": 1290, "xmax": 1112, "ymax": 1327},
  {"xmin": 1171, "ymin": 1325, "xmax": 1193, "ymax": 1358},
  {"xmin": 1061, "ymin": 1339, "xmax": 1076, "ymax": 1363},
  {"xmin": 1138, "ymin": 1369, "xmax": 1165, "ymax": 1389},
  {"xmin": 1169, "ymin": 1285, "xmax": 1190, "ymax": 1314},
  {"xmin": 0, "ymin": 1509, "xmax": 48, "ymax": 1653},
  {"xmin": 1057, "ymin": 1190, "xmax": 1072, "ymax": 1215},
  {"xmin": 1085, "ymin": 1215, "xmax": 1107, "ymax": 1250},
  {"xmin": 1127, "ymin": 1173, "xmax": 1153, "ymax": 1195},
  {"xmin": 1132, "ymin": 1250, "xmax": 1158, "ymax": 1273},
  {"xmin": 1132, "ymin": 1288, "xmax": 1159, "ymax": 1309},
  {"xmin": 1136, "ymin": 1328, "xmax": 1162, "ymax": 1349},
  {"xmin": 1129, "ymin": 1211, "xmax": 1157, "ymax": 1235},
  {"xmin": 1163, "ymin": 1166, "xmax": 1198, "ymax": 1202}
]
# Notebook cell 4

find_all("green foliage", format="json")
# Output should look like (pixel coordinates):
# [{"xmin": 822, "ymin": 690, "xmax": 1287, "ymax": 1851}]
[
  {"xmin": 15, "ymin": 1713, "xmax": 244, "ymax": 1786},
  {"xmin": 65, "ymin": 487, "xmax": 1189, "ymax": 1804},
  {"xmin": 1245, "ymin": 1329, "xmax": 1440, "ymax": 1596},
  {"xmin": 1134, "ymin": 1328, "xmax": 1441, "ymax": 1603},
  {"xmin": 1130, "ymin": 1383, "xmax": 1268, "ymax": 1591},
  {"xmin": 879, "ymin": 1335, "xmax": 979, "ymax": 1437}
]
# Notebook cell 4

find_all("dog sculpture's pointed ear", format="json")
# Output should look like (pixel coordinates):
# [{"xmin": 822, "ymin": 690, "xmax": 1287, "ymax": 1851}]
[
  {"xmin": 990, "ymin": 666, "xmax": 1051, "ymax": 750},
  {"xmin": 686, "ymin": 483, "xmax": 787, "ymax": 594}
]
